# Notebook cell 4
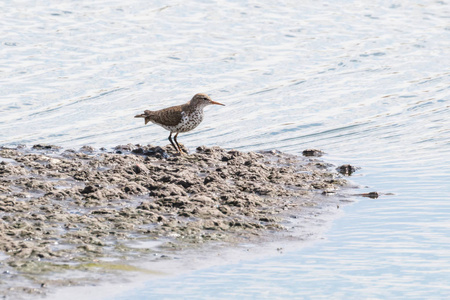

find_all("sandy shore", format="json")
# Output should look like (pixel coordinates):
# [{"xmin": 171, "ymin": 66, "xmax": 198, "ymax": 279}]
[{"xmin": 0, "ymin": 144, "xmax": 350, "ymax": 298}]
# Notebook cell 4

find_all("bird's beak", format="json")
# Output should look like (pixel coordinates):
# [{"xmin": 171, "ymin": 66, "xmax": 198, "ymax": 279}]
[{"xmin": 209, "ymin": 100, "xmax": 225, "ymax": 106}]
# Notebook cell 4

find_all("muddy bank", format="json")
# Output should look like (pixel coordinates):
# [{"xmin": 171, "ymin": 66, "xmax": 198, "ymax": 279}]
[{"xmin": 0, "ymin": 144, "xmax": 350, "ymax": 298}]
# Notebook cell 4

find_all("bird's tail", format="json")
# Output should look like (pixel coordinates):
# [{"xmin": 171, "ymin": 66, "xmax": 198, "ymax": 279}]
[{"xmin": 134, "ymin": 111, "xmax": 154, "ymax": 125}]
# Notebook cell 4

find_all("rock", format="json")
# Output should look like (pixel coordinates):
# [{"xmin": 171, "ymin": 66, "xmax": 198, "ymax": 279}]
[
  {"xmin": 337, "ymin": 164, "xmax": 358, "ymax": 175},
  {"xmin": 114, "ymin": 144, "xmax": 136, "ymax": 151},
  {"xmin": 79, "ymin": 145, "xmax": 95, "ymax": 153},
  {"xmin": 32, "ymin": 144, "xmax": 61, "ymax": 151},
  {"xmin": 80, "ymin": 185, "xmax": 97, "ymax": 194},
  {"xmin": 302, "ymin": 149, "xmax": 324, "ymax": 157},
  {"xmin": 361, "ymin": 192, "xmax": 379, "ymax": 199},
  {"xmin": 132, "ymin": 164, "xmax": 149, "ymax": 174}
]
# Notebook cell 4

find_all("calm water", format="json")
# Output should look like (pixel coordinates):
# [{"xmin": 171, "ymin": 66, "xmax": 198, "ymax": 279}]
[{"xmin": 2, "ymin": 0, "xmax": 450, "ymax": 299}]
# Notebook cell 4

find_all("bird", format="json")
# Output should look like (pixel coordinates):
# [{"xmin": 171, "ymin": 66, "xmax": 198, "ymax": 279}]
[{"xmin": 135, "ymin": 93, "xmax": 225, "ymax": 154}]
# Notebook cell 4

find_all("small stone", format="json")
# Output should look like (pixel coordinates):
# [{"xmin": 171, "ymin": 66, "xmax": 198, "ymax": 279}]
[
  {"xmin": 132, "ymin": 164, "xmax": 148, "ymax": 174},
  {"xmin": 302, "ymin": 149, "xmax": 324, "ymax": 157},
  {"xmin": 79, "ymin": 145, "xmax": 95, "ymax": 153},
  {"xmin": 361, "ymin": 192, "xmax": 379, "ymax": 199},
  {"xmin": 32, "ymin": 144, "xmax": 61, "ymax": 151},
  {"xmin": 80, "ymin": 185, "xmax": 97, "ymax": 194},
  {"xmin": 336, "ymin": 164, "xmax": 358, "ymax": 175}
]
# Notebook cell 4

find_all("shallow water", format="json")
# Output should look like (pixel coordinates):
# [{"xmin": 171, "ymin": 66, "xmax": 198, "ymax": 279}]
[{"xmin": 2, "ymin": 0, "xmax": 450, "ymax": 299}]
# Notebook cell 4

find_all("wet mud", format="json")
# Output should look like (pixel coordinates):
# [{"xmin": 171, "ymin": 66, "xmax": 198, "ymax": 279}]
[{"xmin": 0, "ymin": 144, "xmax": 350, "ymax": 298}]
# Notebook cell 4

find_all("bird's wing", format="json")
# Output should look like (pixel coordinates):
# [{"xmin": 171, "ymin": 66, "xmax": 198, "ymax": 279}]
[{"xmin": 152, "ymin": 105, "xmax": 183, "ymax": 127}]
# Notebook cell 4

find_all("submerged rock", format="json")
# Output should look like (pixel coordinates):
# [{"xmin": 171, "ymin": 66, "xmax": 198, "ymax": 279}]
[
  {"xmin": 302, "ymin": 149, "xmax": 324, "ymax": 157},
  {"xmin": 31, "ymin": 144, "xmax": 61, "ymax": 151},
  {"xmin": 337, "ymin": 164, "xmax": 359, "ymax": 175}
]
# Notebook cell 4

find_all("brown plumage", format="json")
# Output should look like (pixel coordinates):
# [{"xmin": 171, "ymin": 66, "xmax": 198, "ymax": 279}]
[{"xmin": 135, "ymin": 93, "xmax": 225, "ymax": 154}]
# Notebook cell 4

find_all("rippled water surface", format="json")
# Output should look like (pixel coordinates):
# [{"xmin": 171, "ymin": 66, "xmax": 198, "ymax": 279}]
[{"xmin": 2, "ymin": 0, "xmax": 450, "ymax": 299}]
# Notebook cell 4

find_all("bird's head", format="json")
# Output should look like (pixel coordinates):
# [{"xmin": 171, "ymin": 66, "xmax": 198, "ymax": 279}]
[{"xmin": 191, "ymin": 93, "xmax": 225, "ymax": 108}]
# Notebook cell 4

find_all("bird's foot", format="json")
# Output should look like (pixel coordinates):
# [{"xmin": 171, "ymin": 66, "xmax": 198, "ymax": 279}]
[
  {"xmin": 176, "ymin": 143, "xmax": 189, "ymax": 155},
  {"xmin": 177, "ymin": 148, "xmax": 188, "ymax": 156},
  {"xmin": 171, "ymin": 151, "xmax": 184, "ymax": 157}
]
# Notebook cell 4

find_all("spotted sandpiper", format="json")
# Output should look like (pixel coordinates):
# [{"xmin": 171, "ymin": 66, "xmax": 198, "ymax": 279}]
[{"xmin": 135, "ymin": 93, "xmax": 225, "ymax": 154}]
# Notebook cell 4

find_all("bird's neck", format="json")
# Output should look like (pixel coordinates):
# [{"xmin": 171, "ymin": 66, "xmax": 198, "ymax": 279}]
[{"xmin": 186, "ymin": 102, "xmax": 206, "ymax": 114}]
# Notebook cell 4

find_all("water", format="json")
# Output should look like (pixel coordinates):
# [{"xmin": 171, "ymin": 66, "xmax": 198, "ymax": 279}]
[{"xmin": 2, "ymin": 0, "xmax": 450, "ymax": 298}]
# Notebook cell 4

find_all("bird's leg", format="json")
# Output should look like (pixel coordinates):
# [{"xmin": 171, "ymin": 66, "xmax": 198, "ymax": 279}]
[
  {"xmin": 174, "ymin": 132, "xmax": 186, "ymax": 154},
  {"xmin": 168, "ymin": 132, "xmax": 179, "ymax": 153}
]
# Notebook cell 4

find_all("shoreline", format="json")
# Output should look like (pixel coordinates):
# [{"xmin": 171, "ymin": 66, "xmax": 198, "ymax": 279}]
[{"xmin": 0, "ymin": 144, "xmax": 352, "ymax": 298}]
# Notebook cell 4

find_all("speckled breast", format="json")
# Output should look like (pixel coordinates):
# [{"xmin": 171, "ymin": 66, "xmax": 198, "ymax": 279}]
[{"xmin": 162, "ymin": 110, "xmax": 204, "ymax": 133}]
